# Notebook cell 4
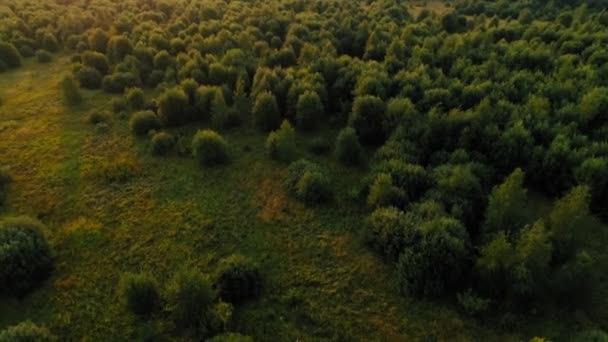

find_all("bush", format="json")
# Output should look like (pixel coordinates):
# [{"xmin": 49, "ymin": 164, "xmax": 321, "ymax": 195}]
[
  {"xmin": 41, "ymin": 32, "xmax": 59, "ymax": 52},
  {"xmin": 335, "ymin": 127, "xmax": 362, "ymax": 165},
  {"xmin": 166, "ymin": 268, "xmax": 216, "ymax": 337},
  {"xmin": 150, "ymin": 132, "xmax": 174, "ymax": 156},
  {"xmin": 107, "ymin": 35, "xmax": 133, "ymax": 63},
  {"xmin": 253, "ymin": 91, "xmax": 281, "ymax": 131},
  {"xmin": 573, "ymin": 330, "xmax": 608, "ymax": 342},
  {"xmin": 76, "ymin": 66, "xmax": 102, "ymax": 89},
  {"xmin": 457, "ymin": 289, "xmax": 490, "ymax": 317},
  {"xmin": 102, "ymin": 72, "xmax": 138, "ymax": 94},
  {"xmin": 284, "ymin": 159, "xmax": 323, "ymax": 194},
  {"xmin": 308, "ymin": 137, "xmax": 331, "ymax": 155},
  {"xmin": 82, "ymin": 51, "xmax": 109, "ymax": 74},
  {"xmin": 366, "ymin": 207, "xmax": 411, "ymax": 261},
  {"xmin": 61, "ymin": 74, "xmax": 82, "ymax": 105},
  {"xmin": 0, "ymin": 217, "xmax": 53, "ymax": 296},
  {"xmin": 367, "ymin": 173, "xmax": 396, "ymax": 208},
  {"xmin": 125, "ymin": 87, "xmax": 145, "ymax": 110},
  {"xmin": 111, "ymin": 97, "xmax": 127, "ymax": 113},
  {"xmin": 216, "ymin": 255, "xmax": 262, "ymax": 303},
  {"xmin": 349, "ymin": 96, "xmax": 386, "ymax": 144},
  {"xmin": 192, "ymin": 130, "xmax": 229, "ymax": 166},
  {"xmin": 296, "ymin": 91, "xmax": 323, "ymax": 130},
  {"xmin": 195, "ymin": 85, "xmax": 221, "ymax": 122},
  {"xmin": 35, "ymin": 50, "xmax": 52, "ymax": 63},
  {"xmin": 88, "ymin": 111, "xmax": 111, "ymax": 125},
  {"xmin": 0, "ymin": 42, "xmax": 22, "ymax": 68},
  {"xmin": 266, "ymin": 120, "xmax": 296, "ymax": 162},
  {"xmin": 296, "ymin": 170, "xmax": 333, "ymax": 203},
  {"xmin": 129, "ymin": 111, "xmax": 161, "ymax": 136},
  {"xmin": 158, "ymin": 87, "xmax": 191, "ymax": 126},
  {"xmin": 118, "ymin": 272, "xmax": 160, "ymax": 315},
  {"xmin": 0, "ymin": 321, "xmax": 56, "ymax": 341}
]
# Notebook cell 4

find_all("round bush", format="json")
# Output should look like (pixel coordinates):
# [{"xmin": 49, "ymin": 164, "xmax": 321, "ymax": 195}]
[
  {"xmin": 158, "ymin": 87, "xmax": 191, "ymax": 126},
  {"xmin": 102, "ymin": 72, "xmax": 138, "ymax": 94},
  {"xmin": 0, "ymin": 217, "xmax": 53, "ymax": 296},
  {"xmin": 125, "ymin": 87, "xmax": 145, "ymax": 110},
  {"xmin": 296, "ymin": 170, "xmax": 332, "ymax": 203},
  {"xmin": 266, "ymin": 120, "xmax": 296, "ymax": 162},
  {"xmin": 111, "ymin": 97, "xmax": 127, "ymax": 113},
  {"xmin": 167, "ymin": 267, "xmax": 215, "ymax": 335},
  {"xmin": 192, "ymin": 130, "xmax": 228, "ymax": 166},
  {"xmin": 129, "ymin": 111, "xmax": 161, "ymax": 136},
  {"xmin": 216, "ymin": 255, "xmax": 262, "ymax": 303},
  {"xmin": 207, "ymin": 333, "xmax": 254, "ymax": 342},
  {"xmin": 335, "ymin": 127, "xmax": 362, "ymax": 165},
  {"xmin": 82, "ymin": 51, "xmax": 109, "ymax": 74},
  {"xmin": 76, "ymin": 66, "xmax": 102, "ymax": 89},
  {"xmin": 118, "ymin": 272, "xmax": 160, "ymax": 315},
  {"xmin": 0, "ymin": 321, "xmax": 55, "ymax": 341},
  {"xmin": 296, "ymin": 91, "xmax": 323, "ymax": 130},
  {"xmin": 19, "ymin": 45, "xmax": 34, "ymax": 58},
  {"xmin": 253, "ymin": 91, "xmax": 281, "ymax": 132},
  {"xmin": 349, "ymin": 95, "xmax": 387, "ymax": 144},
  {"xmin": 61, "ymin": 74, "xmax": 82, "ymax": 105},
  {"xmin": 0, "ymin": 42, "xmax": 22, "ymax": 68},
  {"xmin": 35, "ymin": 50, "xmax": 52, "ymax": 63},
  {"xmin": 150, "ymin": 132, "xmax": 175, "ymax": 156},
  {"xmin": 41, "ymin": 32, "xmax": 59, "ymax": 52}
]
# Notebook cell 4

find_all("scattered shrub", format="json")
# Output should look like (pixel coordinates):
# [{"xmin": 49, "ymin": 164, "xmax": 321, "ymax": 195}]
[
  {"xmin": 19, "ymin": 45, "xmax": 34, "ymax": 58},
  {"xmin": 266, "ymin": 120, "xmax": 296, "ymax": 162},
  {"xmin": 61, "ymin": 74, "xmax": 82, "ymax": 105},
  {"xmin": 125, "ymin": 87, "xmax": 145, "ymax": 110},
  {"xmin": 349, "ymin": 96, "xmax": 386, "ymax": 144},
  {"xmin": 95, "ymin": 122, "xmax": 110, "ymax": 134},
  {"xmin": 129, "ymin": 111, "xmax": 161, "ymax": 135},
  {"xmin": 95, "ymin": 158, "xmax": 139, "ymax": 183},
  {"xmin": 216, "ymin": 255, "xmax": 262, "ymax": 303},
  {"xmin": 76, "ymin": 66, "xmax": 103, "ymax": 89},
  {"xmin": 367, "ymin": 173, "xmax": 396, "ymax": 208},
  {"xmin": 150, "ymin": 132, "xmax": 175, "ymax": 156},
  {"xmin": 192, "ymin": 130, "xmax": 229, "ymax": 166},
  {"xmin": 335, "ymin": 127, "xmax": 362, "ymax": 165},
  {"xmin": 0, "ymin": 321, "xmax": 55, "ymax": 341},
  {"xmin": 107, "ymin": 35, "xmax": 133, "ymax": 63},
  {"xmin": 118, "ymin": 272, "xmax": 160, "ymax": 315},
  {"xmin": 284, "ymin": 159, "xmax": 332, "ymax": 204},
  {"xmin": 0, "ymin": 217, "xmax": 53, "ymax": 297},
  {"xmin": 253, "ymin": 91, "xmax": 281, "ymax": 131},
  {"xmin": 158, "ymin": 87, "xmax": 191, "ymax": 126},
  {"xmin": 111, "ymin": 97, "xmax": 127, "ymax": 113},
  {"xmin": 35, "ymin": 49, "xmax": 52, "ymax": 63},
  {"xmin": 88, "ymin": 111, "xmax": 111, "ymax": 124},
  {"xmin": 0, "ymin": 42, "xmax": 22, "ymax": 68}
]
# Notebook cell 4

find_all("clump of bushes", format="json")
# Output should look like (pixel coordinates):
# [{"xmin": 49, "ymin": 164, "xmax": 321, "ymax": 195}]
[
  {"xmin": 35, "ymin": 49, "xmax": 52, "ymax": 63},
  {"xmin": 150, "ymin": 132, "xmax": 175, "ymax": 156},
  {"xmin": 129, "ymin": 111, "xmax": 161, "ymax": 136},
  {"xmin": 158, "ymin": 87, "xmax": 191, "ymax": 126},
  {"xmin": 335, "ymin": 127, "xmax": 362, "ymax": 165},
  {"xmin": 118, "ymin": 272, "xmax": 160, "ymax": 315},
  {"xmin": 76, "ymin": 66, "xmax": 102, "ymax": 89},
  {"xmin": 0, "ymin": 321, "xmax": 56, "ymax": 341},
  {"xmin": 266, "ymin": 120, "xmax": 296, "ymax": 162},
  {"xmin": 216, "ymin": 255, "xmax": 262, "ymax": 303},
  {"xmin": 0, "ymin": 217, "xmax": 53, "ymax": 297},
  {"xmin": 284, "ymin": 159, "xmax": 332, "ymax": 203},
  {"xmin": 61, "ymin": 74, "xmax": 82, "ymax": 105},
  {"xmin": 102, "ymin": 72, "xmax": 138, "ymax": 93},
  {"xmin": 192, "ymin": 130, "xmax": 228, "ymax": 166},
  {"xmin": 296, "ymin": 91, "xmax": 323, "ymax": 130},
  {"xmin": 125, "ymin": 87, "xmax": 145, "ymax": 110}
]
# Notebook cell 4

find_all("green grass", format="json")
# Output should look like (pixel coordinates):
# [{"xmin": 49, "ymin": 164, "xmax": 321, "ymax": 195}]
[{"xmin": 0, "ymin": 57, "xmax": 521, "ymax": 341}]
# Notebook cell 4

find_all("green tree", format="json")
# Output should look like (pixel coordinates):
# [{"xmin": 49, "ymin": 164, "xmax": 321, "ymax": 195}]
[
  {"xmin": 296, "ymin": 91, "xmax": 323, "ymax": 130},
  {"xmin": 253, "ymin": 91, "xmax": 281, "ymax": 132},
  {"xmin": 266, "ymin": 120, "xmax": 296, "ymax": 162},
  {"xmin": 335, "ymin": 127, "xmax": 362, "ymax": 166},
  {"xmin": 349, "ymin": 95, "xmax": 386, "ymax": 144},
  {"xmin": 484, "ymin": 169, "xmax": 530, "ymax": 239},
  {"xmin": 192, "ymin": 130, "xmax": 229, "ymax": 166}
]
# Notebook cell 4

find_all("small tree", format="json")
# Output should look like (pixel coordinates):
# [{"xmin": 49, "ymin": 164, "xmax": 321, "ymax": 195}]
[
  {"xmin": 367, "ymin": 173, "xmax": 395, "ymax": 208},
  {"xmin": 266, "ymin": 120, "xmax": 296, "ymax": 162},
  {"xmin": 253, "ymin": 91, "xmax": 281, "ymax": 132},
  {"xmin": 150, "ymin": 132, "xmax": 175, "ymax": 156},
  {"xmin": 349, "ymin": 95, "xmax": 386, "ymax": 144},
  {"xmin": 192, "ymin": 130, "xmax": 229, "ymax": 166},
  {"xmin": 158, "ymin": 87, "xmax": 191, "ymax": 126},
  {"xmin": 483, "ymin": 169, "xmax": 529, "ymax": 239},
  {"xmin": 125, "ymin": 87, "xmax": 145, "ymax": 110},
  {"xmin": 296, "ymin": 91, "xmax": 323, "ymax": 130},
  {"xmin": 118, "ymin": 272, "xmax": 160, "ymax": 315},
  {"xmin": 216, "ymin": 255, "xmax": 262, "ymax": 303},
  {"xmin": 335, "ymin": 127, "xmax": 362, "ymax": 165},
  {"xmin": 61, "ymin": 74, "xmax": 82, "ymax": 105},
  {"xmin": 0, "ymin": 42, "xmax": 22, "ymax": 68},
  {"xmin": 129, "ymin": 111, "xmax": 161, "ymax": 135},
  {"xmin": 107, "ymin": 35, "xmax": 133, "ymax": 63}
]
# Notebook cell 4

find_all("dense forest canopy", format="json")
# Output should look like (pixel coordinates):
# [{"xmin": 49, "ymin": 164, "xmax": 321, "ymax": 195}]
[{"xmin": 1, "ymin": 0, "xmax": 608, "ymax": 340}]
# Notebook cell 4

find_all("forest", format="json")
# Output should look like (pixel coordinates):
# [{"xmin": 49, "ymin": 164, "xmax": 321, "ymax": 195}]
[{"xmin": 1, "ymin": 0, "xmax": 608, "ymax": 340}]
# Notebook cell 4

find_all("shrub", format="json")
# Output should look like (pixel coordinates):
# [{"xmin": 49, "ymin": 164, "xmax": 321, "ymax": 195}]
[
  {"xmin": 308, "ymin": 137, "xmax": 331, "ymax": 155},
  {"xmin": 41, "ymin": 32, "xmax": 59, "ymax": 52},
  {"xmin": 573, "ymin": 330, "xmax": 608, "ymax": 342},
  {"xmin": 266, "ymin": 120, "xmax": 296, "ymax": 162},
  {"xmin": 216, "ymin": 255, "xmax": 262, "ymax": 303},
  {"xmin": 35, "ymin": 50, "xmax": 52, "ymax": 63},
  {"xmin": 0, "ymin": 217, "xmax": 53, "ymax": 296},
  {"xmin": 87, "ymin": 111, "xmax": 111, "ymax": 125},
  {"xmin": 296, "ymin": 91, "xmax": 323, "ymax": 130},
  {"xmin": 118, "ymin": 272, "xmax": 160, "ymax": 315},
  {"xmin": 349, "ymin": 95, "xmax": 386, "ymax": 144},
  {"xmin": 0, "ymin": 321, "xmax": 55, "ymax": 341},
  {"xmin": 195, "ymin": 85, "xmax": 221, "ymax": 122},
  {"xmin": 296, "ymin": 170, "xmax": 332, "ymax": 203},
  {"xmin": 253, "ymin": 91, "xmax": 281, "ymax": 131},
  {"xmin": 107, "ymin": 35, "xmax": 133, "ymax": 63},
  {"xmin": 166, "ymin": 268, "xmax": 215, "ymax": 337},
  {"xmin": 82, "ymin": 51, "xmax": 109, "ymax": 74},
  {"xmin": 192, "ymin": 130, "xmax": 229, "ymax": 166},
  {"xmin": 150, "ymin": 132, "xmax": 174, "ymax": 156},
  {"xmin": 335, "ymin": 127, "xmax": 362, "ymax": 165},
  {"xmin": 0, "ymin": 42, "xmax": 22, "ymax": 68},
  {"xmin": 366, "ymin": 207, "xmax": 410, "ymax": 261},
  {"xmin": 102, "ymin": 72, "xmax": 138, "ymax": 94},
  {"xmin": 61, "ymin": 74, "xmax": 82, "ymax": 105},
  {"xmin": 367, "ymin": 173, "xmax": 396, "ymax": 208},
  {"xmin": 158, "ymin": 87, "xmax": 191, "ymax": 126},
  {"xmin": 284, "ymin": 159, "xmax": 323, "ymax": 194},
  {"xmin": 111, "ymin": 97, "xmax": 127, "ymax": 113},
  {"xmin": 457, "ymin": 289, "xmax": 490, "ymax": 317},
  {"xmin": 76, "ymin": 66, "xmax": 102, "ymax": 89},
  {"xmin": 125, "ymin": 87, "xmax": 145, "ymax": 110},
  {"xmin": 19, "ymin": 45, "xmax": 34, "ymax": 58},
  {"xmin": 153, "ymin": 50, "xmax": 173, "ymax": 70},
  {"xmin": 129, "ymin": 111, "xmax": 161, "ymax": 136}
]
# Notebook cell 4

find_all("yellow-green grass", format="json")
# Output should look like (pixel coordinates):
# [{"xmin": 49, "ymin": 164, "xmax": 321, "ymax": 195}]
[{"xmin": 0, "ymin": 56, "xmax": 520, "ymax": 341}]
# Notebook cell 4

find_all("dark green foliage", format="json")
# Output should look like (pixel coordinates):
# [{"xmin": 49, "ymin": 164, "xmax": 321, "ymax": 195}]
[
  {"xmin": 0, "ymin": 42, "xmax": 22, "ymax": 68},
  {"xmin": 0, "ymin": 168, "xmax": 10, "ymax": 206},
  {"xmin": 192, "ymin": 130, "xmax": 228, "ymax": 166},
  {"xmin": 41, "ymin": 32, "xmax": 59, "ymax": 52},
  {"xmin": 308, "ymin": 137, "xmax": 331, "ymax": 155},
  {"xmin": 253, "ymin": 91, "xmax": 281, "ymax": 132},
  {"xmin": 118, "ymin": 273, "xmax": 160, "ymax": 315},
  {"xmin": 158, "ymin": 87, "xmax": 191, "ymax": 126},
  {"xmin": 367, "ymin": 173, "xmax": 397, "ymax": 208},
  {"xmin": 457, "ymin": 289, "xmax": 490, "ymax": 317},
  {"xmin": 296, "ymin": 91, "xmax": 323, "ymax": 130},
  {"xmin": 107, "ymin": 36, "xmax": 133, "ymax": 63},
  {"xmin": 125, "ymin": 87, "xmax": 145, "ymax": 110},
  {"xmin": 76, "ymin": 66, "xmax": 102, "ymax": 89},
  {"xmin": 366, "ymin": 207, "xmax": 410, "ymax": 261},
  {"xmin": 573, "ymin": 330, "xmax": 608, "ymax": 342},
  {"xmin": 150, "ymin": 132, "xmax": 175, "ymax": 156},
  {"xmin": 266, "ymin": 120, "xmax": 296, "ymax": 162},
  {"xmin": 82, "ymin": 51, "xmax": 109, "ymax": 74},
  {"xmin": 88, "ymin": 111, "xmax": 111, "ymax": 125},
  {"xmin": 483, "ymin": 169, "xmax": 529, "ymax": 239},
  {"xmin": 0, "ymin": 217, "xmax": 53, "ymax": 297},
  {"xmin": 61, "ymin": 74, "xmax": 82, "ymax": 105},
  {"xmin": 88, "ymin": 28, "xmax": 109, "ymax": 52},
  {"xmin": 153, "ymin": 50, "xmax": 172, "ymax": 70},
  {"xmin": 102, "ymin": 73, "xmax": 138, "ymax": 94},
  {"xmin": 216, "ymin": 255, "xmax": 262, "ymax": 303},
  {"xmin": 335, "ymin": 127, "xmax": 362, "ymax": 166},
  {"xmin": 35, "ymin": 50, "xmax": 52, "ymax": 63},
  {"xmin": 284, "ymin": 159, "xmax": 332, "ymax": 204},
  {"xmin": 111, "ymin": 97, "xmax": 127, "ymax": 113},
  {"xmin": 0, "ymin": 321, "xmax": 56, "ymax": 342},
  {"xmin": 129, "ymin": 111, "xmax": 161, "ymax": 136},
  {"xmin": 350, "ymin": 96, "xmax": 386, "ymax": 144},
  {"xmin": 166, "ymin": 268, "xmax": 215, "ymax": 337}
]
